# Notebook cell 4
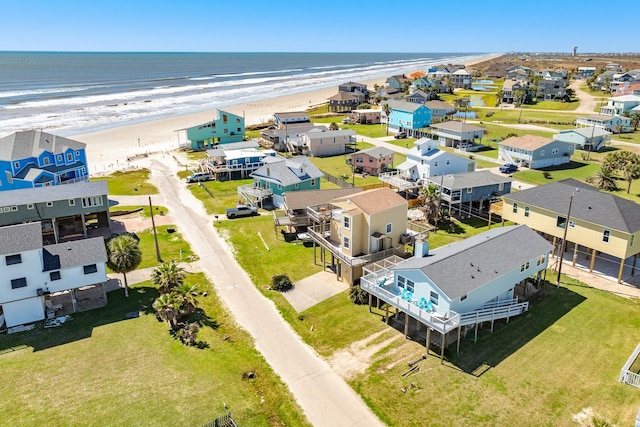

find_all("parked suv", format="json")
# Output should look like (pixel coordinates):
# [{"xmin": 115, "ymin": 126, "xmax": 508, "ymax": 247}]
[
  {"xmin": 499, "ymin": 164, "xmax": 518, "ymax": 174},
  {"xmin": 394, "ymin": 131, "xmax": 407, "ymax": 139},
  {"xmin": 186, "ymin": 172, "xmax": 213, "ymax": 183},
  {"xmin": 226, "ymin": 205, "xmax": 258, "ymax": 219}
]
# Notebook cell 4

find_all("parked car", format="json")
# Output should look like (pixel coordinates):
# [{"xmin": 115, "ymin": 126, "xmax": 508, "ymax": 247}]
[
  {"xmin": 186, "ymin": 172, "xmax": 213, "ymax": 183},
  {"xmin": 225, "ymin": 205, "xmax": 258, "ymax": 219},
  {"xmin": 342, "ymin": 118, "xmax": 350, "ymax": 124},
  {"xmin": 394, "ymin": 131, "xmax": 407, "ymax": 139},
  {"xmin": 499, "ymin": 164, "xmax": 518, "ymax": 174}
]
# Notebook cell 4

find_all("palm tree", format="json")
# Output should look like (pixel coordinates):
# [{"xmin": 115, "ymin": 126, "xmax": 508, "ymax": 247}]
[
  {"xmin": 587, "ymin": 165, "xmax": 617, "ymax": 191},
  {"xmin": 418, "ymin": 184, "xmax": 440, "ymax": 228},
  {"xmin": 151, "ymin": 262, "xmax": 186, "ymax": 294},
  {"xmin": 382, "ymin": 103, "xmax": 390, "ymax": 135},
  {"xmin": 106, "ymin": 234, "xmax": 142, "ymax": 297},
  {"xmin": 174, "ymin": 283, "xmax": 200, "ymax": 316},
  {"xmin": 329, "ymin": 122, "xmax": 339, "ymax": 130},
  {"xmin": 152, "ymin": 293, "xmax": 181, "ymax": 329}
]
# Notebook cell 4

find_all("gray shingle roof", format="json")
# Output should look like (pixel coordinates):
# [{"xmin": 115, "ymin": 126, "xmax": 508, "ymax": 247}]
[
  {"xmin": 392, "ymin": 225, "xmax": 553, "ymax": 300},
  {"xmin": 284, "ymin": 188, "xmax": 362, "ymax": 211},
  {"xmin": 251, "ymin": 156, "xmax": 323, "ymax": 186},
  {"xmin": 0, "ymin": 222, "xmax": 43, "ymax": 255},
  {"xmin": 356, "ymin": 146, "xmax": 395, "ymax": 158},
  {"xmin": 0, "ymin": 130, "xmax": 86, "ymax": 161},
  {"xmin": 387, "ymin": 99, "xmax": 425, "ymax": 113},
  {"xmin": 430, "ymin": 121, "xmax": 484, "ymax": 133},
  {"xmin": 426, "ymin": 170, "xmax": 512, "ymax": 190},
  {"xmin": 0, "ymin": 181, "xmax": 108, "ymax": 207},
  {"xmin": 44, "ymin": 237, "xmax": 108, "ymax": 268},
  {"xmin": 504, "ymin": 179, "xmax": 640, "ymax": 233}
]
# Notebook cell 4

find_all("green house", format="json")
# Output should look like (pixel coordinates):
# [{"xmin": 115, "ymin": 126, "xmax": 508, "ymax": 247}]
[{"xmin": 185, "ymin": 109, "xmax": 245, "ymax": 150}]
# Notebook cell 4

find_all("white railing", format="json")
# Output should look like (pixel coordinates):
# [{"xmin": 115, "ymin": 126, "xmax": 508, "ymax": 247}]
[
  {"xmin": 620, "ymin": 342, "xmax": 640, "ymax": 388},
  {"xmin": 458, "ymin": 301, "xmax": 529, "ymax": 327},
  {"xmin": 378, "ymin": 171, "xmax": 420, "ymax": 190},
  {"xmin": 59, "ymin": 175, "xmax": 89, "ymax": 185}
]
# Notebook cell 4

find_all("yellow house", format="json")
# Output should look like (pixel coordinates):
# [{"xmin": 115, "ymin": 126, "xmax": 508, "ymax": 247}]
[
  {"xmin": 307, "ymin": 187, "xmax": 409, "ymax": 284},
  {"xmin": 498, "ymin": 179, "xmax": 640, "ymax": 283}
]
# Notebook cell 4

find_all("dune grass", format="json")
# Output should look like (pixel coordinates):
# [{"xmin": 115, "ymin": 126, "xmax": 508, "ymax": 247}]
[{"xmin": 0, "ymin": 275, "xmax": 309, "ymax": 427}]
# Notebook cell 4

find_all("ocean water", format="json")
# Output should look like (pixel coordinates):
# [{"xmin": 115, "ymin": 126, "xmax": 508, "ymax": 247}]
[{"xmin": 0, "ymin": 52, "xmax": 488, "ymax": 136}]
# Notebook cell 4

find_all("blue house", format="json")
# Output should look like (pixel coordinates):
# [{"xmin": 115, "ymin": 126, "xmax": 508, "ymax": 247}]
[
  {"xmin": 360, "ymin": 225, "xmax": 553, "ymax": 357},
  {"xmin": 0, "ymin": 130, "xmax": 88, "ymax": 192},
  {"xmin": 387, "ymin": 100, "xmax": 432, "ymax": 135},
  {"xmin": 498, "ymin": 135, "xmax": 576, "ymax": 169},
  {"xmin": 242, "ymin": 156, "xmax": 323, "ymax": 208},
  {"xmin": 203, "ymin": 143, "xmax": 277, "ymax": 180},
  {"xmin": 185, "ymin": 109, "xmax": 245, "ymax": 150}
]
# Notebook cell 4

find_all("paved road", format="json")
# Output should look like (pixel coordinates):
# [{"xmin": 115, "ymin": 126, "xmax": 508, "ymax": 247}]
[{"xmin": 144, "ymin": 156, "xmax": 384, "ymax": 427}]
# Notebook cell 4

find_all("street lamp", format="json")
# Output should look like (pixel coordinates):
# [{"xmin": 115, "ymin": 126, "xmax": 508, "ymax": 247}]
[{"xmin": 557, "ymin": 188, "xmax": 579, "ymax": 285}]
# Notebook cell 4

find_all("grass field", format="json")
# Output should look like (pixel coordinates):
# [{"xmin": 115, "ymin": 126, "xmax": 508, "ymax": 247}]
[
  {"xmin": 97, "ymin": 169, "xmax": 158, "ymax": 195},
  {"xmin": 109, "ymin": 205, "xmax": 169, "ymax": 218},
  {"xmin": 522, "ymin": 99, "xmax": 579, "ymax": 111},
  {"xmin": 185, "ymin": 178, "xmax": 253, "ymax": 215},
  {"xmin": 0, "ymin": 275, "xmax": 309, "ymax": 426},
  {"xmin": 135, "ymin": 224, "xmax": 196, "ymax": 268},
  {"xmin": 473, "ymin": 108, "xmax": 578, "ymax": 129}
]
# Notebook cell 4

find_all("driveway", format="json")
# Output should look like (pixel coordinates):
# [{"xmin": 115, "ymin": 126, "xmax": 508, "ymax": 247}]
[{"xmin": 143, "ymin": 156, "xmax": 383, "ymax": 427}]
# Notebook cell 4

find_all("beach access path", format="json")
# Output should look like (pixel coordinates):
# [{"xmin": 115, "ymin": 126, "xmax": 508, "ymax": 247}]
[{"xmin": 140, "ymin": 155, "xmax": 383, "ymax": 427}]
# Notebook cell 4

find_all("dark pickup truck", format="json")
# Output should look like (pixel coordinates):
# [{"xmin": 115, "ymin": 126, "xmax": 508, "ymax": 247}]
[{"xmin": 225, "ymin": 205, "xmax": 258, "ymax": 219}]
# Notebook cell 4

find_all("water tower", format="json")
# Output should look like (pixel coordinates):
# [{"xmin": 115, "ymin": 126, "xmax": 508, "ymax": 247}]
[{"xmin": 572, "ymin": 46, "xmax": 578, "ymax": 56}]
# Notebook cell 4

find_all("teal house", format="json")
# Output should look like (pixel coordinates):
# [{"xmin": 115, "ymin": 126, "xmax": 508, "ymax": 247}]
[
  {"xmin": 0, "ymin": 130, "xmax": 88, "ymax": 191},
  {"xmin": 387, "ymin": 100, "xmax": 432, "ymax": 136},
  {"xmin": 246, "ymin": 156, "xmax": 323, "ymax": 208},
  {"xmin": 186, "ymin": 109, "xmax": 245, "ymax": 150}
]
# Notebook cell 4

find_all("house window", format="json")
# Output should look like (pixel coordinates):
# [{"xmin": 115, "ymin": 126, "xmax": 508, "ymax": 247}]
[
  {"xmin": 223, "ymin": 115, "xmax": 228, "ymax": 124},
  {"xmin": 430, "ymin": 291, "xmax": 439, "ymax": 306},
  {"xmin": 237, "ymin": 127, "xmax": 241, "ymax": 133},
  {"xmin": 11, "ymin": 277, "xmax": 27, "ymax": 289},
  {"xmin": 224, "ymin": 129, "xmax": 228, "ymax": 133},
  {"xmin": 631, "ymin": 234, "xmax": 635, "ymax": 247},
  {"xmin": 295, "ymin": 183, "xmax": 299, "ymax": 189},
  {"xmin": 57, "ymin": 155, "xmax": 63, "ymax": 161},
  {"xmin": 460, "ymin": 294, "xmax": 467, "ymax": 302},
  {"xmin": 524, "ymin": 206, "xmax": 530, "ymax": 217},
  {"xmin": 68, "ymin": 199, "xmax": 75, "ymax": 206},
  {"xmin": 2, "ymin": 207, "xmax": 9, "ymax": 212},
  {"xmin": 50, "ymin": 271, "xmax": 61, "ymax": 281},
  {"xmin": 467, "ymin": 187, "xmax": 473, "ymax": 194},
  {"xmin": 14, "ymin": 161, "xmax": 20, "ymax": 168},
  {"xmin": 540, "ymin": 150, "xmax": 545, "ymax": 156},
  {"xmin": 277, "ymin": 184, "xmax": 282, "ymax": 190},
  {"xmin": 521, "ymin": 263, "xmax": 526, "ymax": 272},
  {"xmin": 344, "ymin": 216, "xmax": 350, "ymax": 229},
  {"xmin": 75, "ymin": 151, "xmax": 80, "ymax": 156},
  {"xmin": 6, "ymin": 171, "xmax": 13, "ymax": 183},
  {"xmin": 446, "ymin": 160, "xmax": 450, "ymax": 165},
  {"xmin": 5, "ymin": 254, "xmax": 22, "ymax": 265},
  {"xmin": 406, "ymin": 279, "xmax": 414, "ymax": 293},
  {"xmin": 537, "ymin": 255, "xmax": 545, "ymax": 266},
  {"xmin": 397, "ymin": 276, "xmax": 406, "ymax": 289},
  {"xmin": 552, "ymin": 148, "xmax": 559, "ymax": 154},
  {"xmin": 512, "ymin": 203, "xmax": 518, "ymax": 214},
  {"xmin": 81, "ymin": 167, "xmax": 86, "ymax": 174},
  {"xmin": 82, "ymin": 196, "xmax": 103, "ymax": 208},
  {"xmin": 43, "ymin": 157, "xmax": 50, "ymax": 165},
  {"xmin": 46, "ymin": 201, "xmax": 54, "ymax": 207},
  {"xmin": 67, "ymin": 153, "xmax": 73, "ymax": 161},
  {"xmin": 434, "ymin": 161, "xmax": 438, "ymax": 167},
  {"xmin": 386, "ymin": 223, "xmax": 392, "ymax": 234},
  {"xmin": 311, "ymin": 179, "xmax": 316, "ymax": 186},
  {"xmin": 10, "ymin": 206, "xmax": 17, "ymax": 211},
  {"xmin": 602, "ymin": 229, "xmax": 610, "ymax": 243},
  {"xmin": 343, "ymin": 236, "xmax": 350, "ymax": 249},
  {"xmin": 556, "ymin": 216, "xmax": 567, "ymax": 229},
  {"xmin": 83, "ymin": 264, "xmax": 98, "ymax": 274},
  {"xmin": 236, "ymin": 118, "xmax": 241, "ymax": 123},
  {"xmin": 27, "ymin": 204, "xmax": 34, "ymax": 210}
]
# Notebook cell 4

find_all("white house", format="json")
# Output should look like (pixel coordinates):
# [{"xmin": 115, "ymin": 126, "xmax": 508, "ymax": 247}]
[
  {"xmin": 0, "ymin": 222, "xmax": 107, "ymax": 328},
  {"xmin": 498, "ymin": 135, "xmax": 576, "ymax": 169},
  {"xmin": 599, "ymin": 94, "xmax": 640, "ymax": 116},
  {"xmin": 575, "ymin": 114, "xmax": 631, "ymax": 133}
]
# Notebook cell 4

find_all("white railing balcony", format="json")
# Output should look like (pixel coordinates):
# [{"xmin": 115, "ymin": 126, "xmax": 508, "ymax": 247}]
[
  {"xmin": 379, "ymin": 171, "xmax": 420, "ymax": 191},
  {"xmin": 59, "ymin": 175, "xmax": 89, "ymax": 185},
  {"xmin": 237, "ymin": 184, "xmax": 272, "ymax": 198}
]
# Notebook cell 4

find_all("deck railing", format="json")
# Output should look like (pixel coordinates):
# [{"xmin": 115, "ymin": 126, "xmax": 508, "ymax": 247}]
[
  {"xmin": 620, "ymin": 342, "xmax": 640, "ymax": 388},
  {"xmin": 307, "ymin": 226, "xmax": 396, "ymax": 268}
]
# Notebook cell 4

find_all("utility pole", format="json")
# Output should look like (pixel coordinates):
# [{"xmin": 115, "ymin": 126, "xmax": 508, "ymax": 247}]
[
  {"xmin": 557, "ymin": 189, "xmax": 578, "ymax": 285},
  {"xmin": 149, "ymin": 196, "xmax": 162, "ymax": 263}
]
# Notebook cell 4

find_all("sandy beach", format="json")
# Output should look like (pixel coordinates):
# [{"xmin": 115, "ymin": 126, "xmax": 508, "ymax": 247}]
[{"xmin": 75, "ymin": 54, "xmax": 502, "ymax": 174}]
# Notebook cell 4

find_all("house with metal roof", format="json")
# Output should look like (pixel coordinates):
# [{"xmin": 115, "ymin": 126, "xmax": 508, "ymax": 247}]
[
  {"xmin": 498, "ymin": 135, "xmax": 575, "ymax": 169},
  {"xmin": 497, "ymin": 179, "xmax": 640, "ymax": 283},
  {"xmin": 429, "ymin": 121, "xmax": 486, "ymax": 148},
  {"xmin": 350, "ymin": 146, "xmax": 395, "ymax": 176},
  {"xmin": 306, "ymin": 187, "xmax": 420, "ymax": 284},
  {"xmin": 386, "ymin": 100, "xmax": 432, "ymax": 135},
  {"xmin": 425, "ymin": 170, "xmax": 512, "ymax": 218},
  {"xmin": 554, "ymin": 128, "xmax": 611, "ymax": 152},
  {"xmin": 599, "ymin": 94, "xmax": 640, "ymax": 116},
  {"xmin": 379, "ymin": 137, "xmax": 475, "ymax": 191},
  {"xmin": 0, "ymin": 180, "xmax": 110, "ymax": 243},
  {"xmin": 360, "ymin": 225, "xmax": 552, "ymax": 358},
  {"xmin": 0, "ymin": 222, "xmax": 107, "ymax": 328},
  {"xmin": 184, "ymin": 109, "xmax": 245, "ymax": 150},
  {"xmin": 202, "ymin": 147, "xmax": 277, "ymax": 181},
  {"xmin": 240, "ymin": 156, "xmax": 323, "ymax": 208},
  {"xmin": 0, "ymin": 130, "xmax": 89, "ymax": 191},
  {"xmin": 273, "ymin": 111, "xmax": 312, "ymax": 129}
]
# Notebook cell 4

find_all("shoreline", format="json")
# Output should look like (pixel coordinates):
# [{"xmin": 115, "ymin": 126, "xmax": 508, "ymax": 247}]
[{"xmin": 74, "ymin": 53, "xmax": 503, "ymax": 174}]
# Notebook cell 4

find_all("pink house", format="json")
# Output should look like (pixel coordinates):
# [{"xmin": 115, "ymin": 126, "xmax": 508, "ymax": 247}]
[{"xmin": 351, "ymin": 146, "xmax": 395, "ymax": 176}]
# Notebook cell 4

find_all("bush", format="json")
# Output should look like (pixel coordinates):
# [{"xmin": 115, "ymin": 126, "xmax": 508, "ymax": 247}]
[
  {"xmin": 543, "ymin": 171, "xmax": 552, "ymax": 179},
  {"xmin": 485, "ymin": 111, "xmax": 494, "ymax": 118},
  {"xmin": 349, "ymin": 285, "xmax": 369, "ymax": 305},
  {"xmin": 270, "ymin": 274, "xmax": 293, "ymax": 292}
]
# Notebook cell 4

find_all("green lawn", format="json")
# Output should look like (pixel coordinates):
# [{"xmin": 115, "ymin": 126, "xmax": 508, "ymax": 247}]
[
  {"xmin": 473, "ymin": 108, "xmax": 578, "ymax": 129},
  {"xmin": 310, "ymin": 150, "xmax": 407, "ymax": 188},
  {"xmin": 0, "ymin": 275, "xmax": 309, "ymax": 426},
  {"xmin": 513, "ymin": 161, "xmax": 599, "ymax": 185},
  {"xmin": 135, "ymin": 224, "xmax": 196, "ymax": 268},
  {"xmin": 186, "ymin": 178, "xmax": 253, "ymax": 215},
  {"xmin": 522, "ymin": 100, "xmax": 579, "ymax": 111},
  {"xmin": 310, "ymin": 116, "xmax": 390, "ymax": 138},
  {"xmin": 97, "ymin": 169, "xmax": 159, "ymax": 195},
  {"xmin": 109, "ymin": 205, "xmax": 169, "ymax": 218}
]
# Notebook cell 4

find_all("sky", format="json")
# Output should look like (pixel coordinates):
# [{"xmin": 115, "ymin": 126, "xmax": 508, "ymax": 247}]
[{"xmin": 1, "ymin": 0, "xmax": 638, "ymax": 53}]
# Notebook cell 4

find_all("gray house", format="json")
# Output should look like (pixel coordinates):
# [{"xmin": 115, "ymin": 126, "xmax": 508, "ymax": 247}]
[
  {"xmin": 498, "ymin": 135, "xmax": 575, "ymax": 169},
  {"xmin": 425, "ymin": 170, "xmax": 512, "ymax": 217},
  {"xmin": 555, "ymin": 128, "xmax": 611, "ymax": 152},
  {"xmin": 0, "ymin": 180, "xmax": 110, "ymax": 244}
]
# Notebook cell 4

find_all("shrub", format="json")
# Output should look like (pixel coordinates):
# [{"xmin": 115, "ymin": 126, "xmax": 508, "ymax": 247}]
[
  {"xmin": 270, "ymin": 274, "xmax": 293, "ymax": 292},
  {"xmin": 485, "ymin": 111, "xmax": 494, "ymax": 118},
  {"xmin": 349, "ymin": 285, "xmax": 369, "ymax": 305},
  {"xmin": 543, "ymin": 171, "xmax": 552, "ymax": 179}
]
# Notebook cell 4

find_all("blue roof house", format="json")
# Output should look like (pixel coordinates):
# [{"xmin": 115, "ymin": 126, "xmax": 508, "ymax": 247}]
[
  {"xmin": 387, "ymin": 100, "xmax": 432, "ymax": 135},
  {"xmin": 185, "ymin": 109, "xmax": 245, "ymax": 150},
  {"xmin": 0, "ymin": 130, "xmax": 88, "ymax": 192},
  {"xmin": 243, "ymin": 156, "xmax": 323, "ymax": 208},
  {"xmin": 360, "ymin": 225, "xmax": 553, "ymax": 357}
]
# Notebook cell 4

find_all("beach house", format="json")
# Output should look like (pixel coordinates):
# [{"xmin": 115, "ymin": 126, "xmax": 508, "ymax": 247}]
[
  {"xmin": 185, "ymin": 110, "xmax": 245, "ymax": 150},
  {"xmin": 0, "ymin": 222, "xmax": 107, "ymax": 328},
  {"xmin": 359, "ymin": 225, "xmax": 552, "ymax": 357},
  {"xmin": 554, "ymin": 128, "xmax": 611, "ymax": 152},
  {"xmin": 241, "ymin": 156, "xmax": 323, "ymax": 208},
  {"xmin": 306, "ymin": 187, "xmax": 411, "ymax": 284},
  {"xmin": 0, "ymin": 130, "xmax": 88, "ymax": 191},
  {"xmin": 0, "ymin": 181, "xmax": 111, "ymax": 243},
  {"xmin": 386, "ymin": 100, "xmax": 432, "ymax": 136},
  {"xmin": 496, "ymin": 179, "xmax": 640, "ymax": 283},
  {"xmin": 498, "ymin": 135, "xmax": 575, "ymax": 169},
  {"xmin": 202, "ymin": 141, "xmax": 277, "ymax": 180},
  {"xmin": 575, "ymin": 114, "xmax": 631, "ymax": 133},
  {"xmin": 350, "ymin": 146, "xmax": 395, "ymax": 176},
  {"xmin": 328, "ymin": 92, "xmax": 359, "ymax": 112},
  {"xmin": 429, "ymin": 121, "xmax": 486, "ymax": 148},
  {"xmin": 300, "ymin": 128, "xmax": 356, "ymax": 157}
]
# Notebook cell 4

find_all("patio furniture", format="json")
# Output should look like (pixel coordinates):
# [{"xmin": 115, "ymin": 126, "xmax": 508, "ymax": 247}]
[
  {"xmin": 377, "ymin": 277, "xmax": 387, "ymax": 287},
  {"xmin": 425, "ymin": 300, "xmax": 433, "ymax": 312},
  {"xmin": 418, "ymin": 298, "xmax": 428, "ymax": 309}
]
